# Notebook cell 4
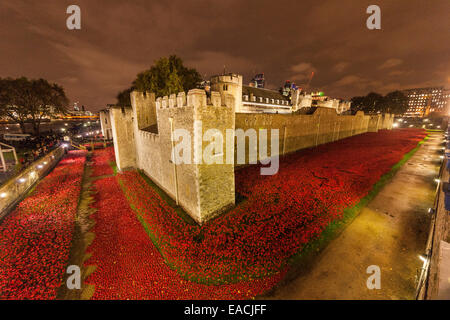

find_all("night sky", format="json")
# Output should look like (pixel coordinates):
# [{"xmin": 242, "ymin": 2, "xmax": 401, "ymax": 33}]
[{"xmin": 1, "ymin": 0, "xmax": 449, "ymax": 111}]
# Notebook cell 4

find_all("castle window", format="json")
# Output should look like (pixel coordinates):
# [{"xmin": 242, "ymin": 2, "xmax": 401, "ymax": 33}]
[
  {"xmin": 223, "ymin": 84, "xmax": 228, "ymax": 91},
  {"xmin": 266, "ymin": 98, "xmax": 269, "ymax": 103}
]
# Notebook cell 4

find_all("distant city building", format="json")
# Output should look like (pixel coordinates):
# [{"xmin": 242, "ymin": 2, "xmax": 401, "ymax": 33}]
[
  {"xmin": 403, "ymin": 87, "xmax": 448, "ymax": 117},
  {"xmin": 249, "ymin": 73, "xmax": 265, "ymax": 88},
  {"xmin": 444, "ymin": 89, "xmax": 450, "ymax": 114},
  {"xmin": 211, "ymin": 73, "xmax": 350, "ymax": 115}
]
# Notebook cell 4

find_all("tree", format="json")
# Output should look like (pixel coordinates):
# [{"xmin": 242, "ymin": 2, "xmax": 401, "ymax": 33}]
[
  {"xmin": 380, "ymin": 91, "xmax": 408, "ymax": 115},
  {"xmin": 0, "ymin": 78, "xmax": 31, "ymax": 133},
  {"xmin": 116, "ymin": 55, "xmax": 202, "ymax": 106},
  {"xmin": 116, "ymin": 88, "xmax": 133, "ymax": 107},
  {"xmin": 350, "ymin": 96, "xmax": 365, "ymax": 113},
  {"xmin": 350, "ymin": 91, "xmax": 408, "ymax": 115},
  {"xmin": 0, "ymin": 77, "xmax": 68, "ymax": 135},
  {"xmin": 362, "ymin": 92, "xmax": 384, "ymax": 114}
]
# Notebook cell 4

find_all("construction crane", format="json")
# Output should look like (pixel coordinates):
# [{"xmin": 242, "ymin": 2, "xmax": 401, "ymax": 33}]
[{"xmin": 304, "ymin": 71, "xmax": 315, "ymax": 91}]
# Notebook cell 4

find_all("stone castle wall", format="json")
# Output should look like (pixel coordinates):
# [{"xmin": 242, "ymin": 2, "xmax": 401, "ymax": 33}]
[
  {"xmin": 110, "ymin": 106, "xmax": 136, "ymax": 170},
  {"xmin": 107, "ymin": 88, "xmax": 394, "ymax": 224},
  {"xmin": 234, "ymin": 109, "xmax": 394, "ymax": 164},
  {"xmin": 110, "ymin": 89, "xmax": 236, "ymax": 224}
]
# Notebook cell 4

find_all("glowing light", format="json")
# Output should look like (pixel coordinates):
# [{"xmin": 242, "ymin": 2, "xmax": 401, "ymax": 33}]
[
  {"xmin": 393, "ymin": 123, "xmax": 399, "ymax": 128},
  {"xmin": 0, "ymin": 193, "xmax": 7, "ymax": 198},
  {"xmin": 434, "ymin": 178, "xmax": 441, "ymax": 183},
  {"xmin": 419, "ymin": 255, "xmax": 427, "ymax": 263},
  {"xmin": 18, "ymin": 178, "xmax": 26, "ymax": 183},
  {"xmin": 37, "ymin": 165, "xmax": 43, "ymax": 169}
]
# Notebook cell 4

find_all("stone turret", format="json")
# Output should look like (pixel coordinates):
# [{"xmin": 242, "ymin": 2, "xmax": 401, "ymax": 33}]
[
  {"xmin": 110, "ymin": 87, "xmax": 236, "ymax": 224},
  {"xmin": 210, "ymin": 73, "xmax": 243, "ymax": 112}
]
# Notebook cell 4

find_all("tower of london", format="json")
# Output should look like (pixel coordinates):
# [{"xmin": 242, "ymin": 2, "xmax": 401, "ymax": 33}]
[{"xmin": 101, "ymin": 73, "xmax": 394, "ymax": 224}]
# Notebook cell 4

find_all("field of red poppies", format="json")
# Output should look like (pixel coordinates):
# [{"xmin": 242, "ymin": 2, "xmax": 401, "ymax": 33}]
[
  {"xmin": 0, "ymin": 150, "xmax": 87, "ymax": 299},
  {"xmin": 118, "ymin": 129, "xmax": 427, "ymax": 284},
  {"xmin": 0, "ymin": 128, "xmax": 427, "ymax": 300},
  {"xmin": 91, "ymin": 147, "xmax": 115, "ymax": 177},
  {"xmin": 84, "ymin": 175, "xmax": 284, "ymax": 299}
]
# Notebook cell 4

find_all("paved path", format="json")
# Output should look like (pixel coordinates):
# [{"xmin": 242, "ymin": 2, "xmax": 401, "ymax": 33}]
[{"xmin": 264, "ymin": 132, "xmax": 443, "ymax": 300}]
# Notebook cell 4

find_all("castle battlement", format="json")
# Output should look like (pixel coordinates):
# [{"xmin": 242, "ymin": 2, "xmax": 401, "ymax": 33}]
[
  {"xmin": 210, "ymin": 73, "xmax": 242, "ymax": 85},
  {"xmin": 155, "ymin": 89, "xmax": 234, "ymax": 110},
  {"xmin": 131, "ymin": 91, "xmax": 154, "ymax": 107}
]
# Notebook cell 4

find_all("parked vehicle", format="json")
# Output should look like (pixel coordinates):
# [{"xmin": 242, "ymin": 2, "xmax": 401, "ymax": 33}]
[{"xmin": 2, "ymin": 133, "xmax": 32, "ymax": 142}]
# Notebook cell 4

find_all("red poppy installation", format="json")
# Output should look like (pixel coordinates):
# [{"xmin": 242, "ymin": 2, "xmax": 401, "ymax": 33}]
[
  {"xmin": 91, "ymin": 147, "xmax": 115, "ymax": 177},
  {"xmin": 84, "ymin": 176, "xmax": 284, "ymax": 299},
  {"xmin": 117, "ymin": 129, "xmax": 427, "ymax": 284},
  {"xmin": 0, "ymin": 150, "xmax": 87, "ymax": 300},
  {"xmin": 0, "ymin": 128, "xmax": 427, "ymax": 300}
]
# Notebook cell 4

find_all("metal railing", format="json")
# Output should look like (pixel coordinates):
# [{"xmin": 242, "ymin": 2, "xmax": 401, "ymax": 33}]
[{"xmin": 415, "ymin": 129, "xmax": 449, "ymax": 299}]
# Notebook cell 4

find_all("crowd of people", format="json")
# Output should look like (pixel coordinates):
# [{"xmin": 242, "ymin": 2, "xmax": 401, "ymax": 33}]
[
  {"xmin": 0, "ymin": 122, "xmax": 103, "ymax": 180},
  {"xmin": 17, "ymin": 135, "xmax": 62, "ymax": 167},
  {"xmin": 0, "ymin": 134, "xmax": 63, "ymax": 172}
]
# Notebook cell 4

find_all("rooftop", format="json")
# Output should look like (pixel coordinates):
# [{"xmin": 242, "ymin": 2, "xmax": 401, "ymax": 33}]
[{"xmin": 242, "ymin": 86, "xmax": 290, "ymax": 102}]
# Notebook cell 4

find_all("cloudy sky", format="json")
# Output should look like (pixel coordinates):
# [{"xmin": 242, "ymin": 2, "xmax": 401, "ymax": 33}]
[{"xmin": 0, "ymin": 0, "xmax": 449, "ymax": 111}]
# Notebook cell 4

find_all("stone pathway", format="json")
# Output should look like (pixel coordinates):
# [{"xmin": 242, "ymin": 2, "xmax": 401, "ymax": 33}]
[{"xmin": 264, "ymin": 132, "xmax": 443, "ymax": 300}]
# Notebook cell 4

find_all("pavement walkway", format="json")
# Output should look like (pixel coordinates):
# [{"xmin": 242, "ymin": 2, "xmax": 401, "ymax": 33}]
[{"xmin": 264, "ymin": 132, "xmax": 443, "ymax": 300}]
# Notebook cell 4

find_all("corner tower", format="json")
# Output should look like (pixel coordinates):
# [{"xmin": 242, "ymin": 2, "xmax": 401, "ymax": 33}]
[{"xmin": 210, "ymin": 73, "xmax": 243, "ymax": 113}]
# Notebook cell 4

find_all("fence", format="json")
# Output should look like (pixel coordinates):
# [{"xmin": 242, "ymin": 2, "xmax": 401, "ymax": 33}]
[
  {"xmin": 0, "ymin": 146, "xmax": 65, "ymax": 220},
  {"xmin": 416, "ymin": 129, "xmax": 450, "ymax": 299}
]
